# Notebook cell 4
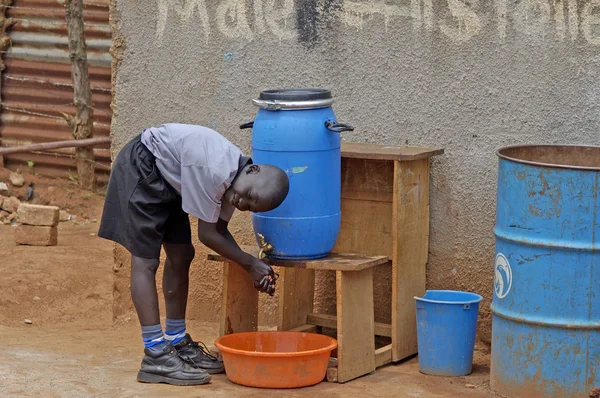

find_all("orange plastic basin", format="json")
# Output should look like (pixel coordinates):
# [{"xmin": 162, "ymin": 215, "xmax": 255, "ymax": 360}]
[{"xmin": 214, "ymin": 331, "xmax": 337, "ymax": 389}]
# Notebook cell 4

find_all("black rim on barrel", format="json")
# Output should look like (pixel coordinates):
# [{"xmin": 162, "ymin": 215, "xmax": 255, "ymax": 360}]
[{"xmin": 259, "ymin": 89, "xmax": 332, "ymax": 102}]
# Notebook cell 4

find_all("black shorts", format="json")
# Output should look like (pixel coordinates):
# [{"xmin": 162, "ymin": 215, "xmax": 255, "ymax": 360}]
[{"xmin": 98, "ymin": 134, "xmax": 192, "ymax": 259}]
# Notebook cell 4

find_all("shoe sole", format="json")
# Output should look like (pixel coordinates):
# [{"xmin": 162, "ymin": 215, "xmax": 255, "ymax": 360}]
[
  {"xmin": 204, "ymin": 366, "xmax": 225, "ymax": 375},
  {"xmin": 137, "ymin": 371, "xmax": 211, "ymax": 386}
]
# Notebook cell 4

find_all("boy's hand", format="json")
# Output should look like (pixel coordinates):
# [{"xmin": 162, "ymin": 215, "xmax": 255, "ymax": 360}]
[
  {"xmin": 249, "ymin": 257, "xmax": 276, "ymax": 296},
  {"xmin": 196, "ymin": 219, "xmax": 277, "ymax": 295}
]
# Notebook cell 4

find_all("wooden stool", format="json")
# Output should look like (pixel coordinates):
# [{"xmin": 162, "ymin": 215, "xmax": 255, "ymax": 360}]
[{"xmin": 208, "ymin": 250, "xmax": 388, "ymax": 383}]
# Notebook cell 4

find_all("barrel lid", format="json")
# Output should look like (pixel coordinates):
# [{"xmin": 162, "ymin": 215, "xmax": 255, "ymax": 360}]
[
  {"xmin": 253, "ymin": 89, "xmax": 334, "ymax": 110},
  {"xmin": 259, "ymin": 89, "xmax": 332, "ymax": 102}
]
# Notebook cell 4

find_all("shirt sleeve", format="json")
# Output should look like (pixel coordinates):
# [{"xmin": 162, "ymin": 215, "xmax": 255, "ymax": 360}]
[
  {"xmin": 180, "ymin": 165, "xmax": 222, "ymax": 223},
  {"xmin": 179, "ymin": 136, "xmax": 243, "ymax": 224}
]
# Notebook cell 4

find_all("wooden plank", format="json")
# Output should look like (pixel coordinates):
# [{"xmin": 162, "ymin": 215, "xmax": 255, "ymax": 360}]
[
  {"xmin": 219, "ymin": 261, "xmax": 258, "ymax": 336},
  {"xmin": 306, "ymin": 313, "xmax": 392, "ymax": 337},
  {"xmin": 278, "ymin": 267, "xmax": 315, "ymax": 330},
  {"xmin": 336, "ymin": 268, "xmax": 376, "ymax": 383},
  {"xmin": 288, "ymin": 324, "xmax": 317, "ymax": 333},
  {"xmin": 375, "ymin": 344, "xmax": 393, "ymax": 368},
  {"xmin": 342, "ymin": 142, "xmax": 444, "ymax": 161},
  {"xmin": 341, "ymin": 158, "xmax": 394, "ymax": 203},
  {"xmin": 275, "ymin": 253, "xmax": 388, "ymax": 271},
  {"xmin": 209, "ymin": 249, "xmax": 388, "ymax": 272},
  {"xmin": 333, "ymin": 199, "xmax": 393, "ymax": 258},
  {"xmin": 392, "ymin": 158, "xmax": 430, "ymax": 362}
]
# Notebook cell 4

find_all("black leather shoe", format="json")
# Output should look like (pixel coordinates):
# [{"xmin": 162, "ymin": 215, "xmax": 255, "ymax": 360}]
[
  {"xmin": 173, "ymin": 334, "xmax": 225, "ymax": 374},
  {"xmin": 137, "ymin": 342, "xmax": 211, "ymax": 386}
]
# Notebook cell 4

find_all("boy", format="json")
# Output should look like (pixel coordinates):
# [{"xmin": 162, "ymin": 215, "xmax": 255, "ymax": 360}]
[{"xmin": 98, "ymin": 123, "xmax": 289, "ymax": 386}]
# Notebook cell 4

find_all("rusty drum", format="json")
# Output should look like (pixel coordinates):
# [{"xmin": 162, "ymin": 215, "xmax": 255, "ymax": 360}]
[{"xmin": 491, "ymin": 145, "xmax": 600, "ymax": 397}]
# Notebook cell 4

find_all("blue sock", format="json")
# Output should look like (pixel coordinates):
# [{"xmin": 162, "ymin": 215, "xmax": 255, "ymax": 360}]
[
  {"xmin": 164, "ymin": 318, "xmax": 187, "ymax": 345},
  {"xmin": 141, "ymin": 324, "xmax": 167, "ymax": 351}
]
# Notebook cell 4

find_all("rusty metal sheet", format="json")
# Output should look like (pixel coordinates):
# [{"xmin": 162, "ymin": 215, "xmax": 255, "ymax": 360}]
[{"xmin": 0, "ymin": 0, "xmax": 111, "ymax": 184}]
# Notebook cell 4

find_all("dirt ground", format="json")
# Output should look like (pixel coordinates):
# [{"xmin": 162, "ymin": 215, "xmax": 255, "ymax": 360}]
[{"xmin": 0, "ymin": 170, "xmax": 497, "ymax": 397}]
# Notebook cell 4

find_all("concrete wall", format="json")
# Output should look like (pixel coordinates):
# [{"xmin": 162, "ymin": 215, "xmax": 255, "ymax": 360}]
[{"xmin": 110, "ymin": 0, "xmax": 600, "ymax": 342}]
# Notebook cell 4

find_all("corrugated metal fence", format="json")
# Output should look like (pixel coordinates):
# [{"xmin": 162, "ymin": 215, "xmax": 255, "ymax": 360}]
[{"xmin": 0, "ymin": 0, "xmax": 112, "ymax": 183}]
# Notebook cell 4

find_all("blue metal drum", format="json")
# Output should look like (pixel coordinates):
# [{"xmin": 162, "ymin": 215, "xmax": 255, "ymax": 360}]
[
  {"xmin": 491, "ymin": 145, "xmax": 600, "ymax": 397},
  {"xmin": 242, "ymin": 89, "xmax": 353, "ymax": 260}
]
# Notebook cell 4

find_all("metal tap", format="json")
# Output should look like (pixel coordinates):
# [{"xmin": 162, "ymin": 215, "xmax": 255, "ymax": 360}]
[{"xmin": 257, "ymin": 233, "xmax": 273, "ymax": 260}]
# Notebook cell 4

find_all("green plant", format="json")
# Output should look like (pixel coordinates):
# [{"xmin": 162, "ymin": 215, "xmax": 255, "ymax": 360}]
[
  {"xmin": 26, "ymin": 160, "xmax": 40, "ymax": 176},
  {"xmin": 66, "ymin": 170, "xmax": 78, "ymax": 185}
]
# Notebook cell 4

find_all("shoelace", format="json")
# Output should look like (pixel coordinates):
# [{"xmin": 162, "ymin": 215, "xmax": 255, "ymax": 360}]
[
  {"xmin": 177, "ymin": 352, "xmax": 201, "ymax": 367},
  {"xmin": 177, "ymin": 339, "xmax": 219, "ymax": 368},
  {"xmin": 188, "ymin": 340, "xmax": 219, "ymax": 362}
]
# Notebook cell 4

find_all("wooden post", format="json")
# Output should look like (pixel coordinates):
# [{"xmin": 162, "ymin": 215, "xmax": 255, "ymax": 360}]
[
  {"xmin": 392, "ymin": 158, "xmax": 430, "ymax": 361},
  {"xmin": 277, "ymin": 267, "xmax": 315, "ymax": 331},
  {"xmin": 65, "ymin": 0, "xmax": 95, "ymax": 189},
  {"xmin": 220, "ymin": 261, "xmax": 259, "ymax": 336},
  {"xmin": 0, "ymin": 0, "xmax": 14, "ymax": 168},
  {"xmin": 336, "ymin": 268, "xmax": 376, "ymax": 383}
]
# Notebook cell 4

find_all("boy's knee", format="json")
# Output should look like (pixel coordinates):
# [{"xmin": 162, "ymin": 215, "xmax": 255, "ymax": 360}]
[
  {"xmin": 131, "ymin": 256, "xmax": 160, "ymax": 274},
  {"xmin": 167, "ymin": 244, "xmax": 195, "ymax": 268}
]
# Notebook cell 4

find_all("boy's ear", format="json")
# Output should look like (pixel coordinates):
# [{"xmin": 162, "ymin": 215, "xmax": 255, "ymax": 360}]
[{"xmin": 246, "ymin": 165, "xmax": 260, "ymax": 174}]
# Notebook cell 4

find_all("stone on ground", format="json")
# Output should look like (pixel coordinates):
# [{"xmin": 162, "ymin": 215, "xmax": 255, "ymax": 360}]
[
  {"xmin": 1, "ymin": 211, "xmax": 17, "ymax": 225},
  {"xmin": 0, "ymin": 182, "xmax": 8, "ymax": 196},
  {"xmin": 17, "ymin": 204, "xmax": 59, "ymax": 226},
  {"xmin": 15, "ymin": 225, "xmax": 58, "ymax": 246},
  {"xmin": 59, "ymin": 210, "xmax": 70, "ymax": 222},
  {"xmin": 9, "ymin": 171, "xmax": 24, "ymax": 187},
  {"xmin": 1, "ymin": 196, "xmax": 21, "ymax": 213}
]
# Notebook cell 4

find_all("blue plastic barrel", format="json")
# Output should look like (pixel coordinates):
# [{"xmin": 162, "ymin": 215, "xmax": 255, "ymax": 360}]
[
  {"xmin": 243, "ymin": 89, "xmax": 353, "ymax": 260},
  {"xmin": 491, "ymin": 145, "xmax": 600, "ymax": 397},
  {"xmin": 415, "ymin": 290, "xmax": 482, "ymax": 376}
]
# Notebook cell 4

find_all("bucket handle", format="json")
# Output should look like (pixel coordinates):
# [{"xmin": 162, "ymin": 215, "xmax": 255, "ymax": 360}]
[
  {"xmin": 325, "ymin": 120, "xmax": 355, "ymax": 133},
  {"xmin": 463, "ymin": 304, "xmax": 471, "ymax": 310},
  {"xmin": 239, "ymin": 121, "xmax": 254, "ymax": 129}
]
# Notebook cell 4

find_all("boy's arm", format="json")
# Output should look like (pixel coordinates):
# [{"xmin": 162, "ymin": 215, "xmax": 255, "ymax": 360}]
[
  {"xmin": 197, "ymin": 219, "xmax": 275, "ymax": 295},
  {"xmin": 216, "ymin": 218, "xmax": 240, "ymax": 250}
]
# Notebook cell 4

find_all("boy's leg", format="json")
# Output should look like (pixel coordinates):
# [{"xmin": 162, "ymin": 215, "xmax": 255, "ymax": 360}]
[
  {"xmin": 131, "ymin": 253, "xmax": 211, "ymax": 386},
  {"xmin": 162, "ymin": 242, "xmax": 225, "ymax": 374},
  {"xmin": 162, "ymin": 243, "xmax": 195, "ymax": 321},
  {"xmin": 131, "ymin": 256, "xmax": 161, "ymax": 325}
]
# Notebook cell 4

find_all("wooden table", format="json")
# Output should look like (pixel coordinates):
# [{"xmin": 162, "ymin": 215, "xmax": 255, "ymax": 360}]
[
  {"xmin": 208, "ymin": 142, "xmax": 443, "ymax": 383},
  {"xmin": 335, "ymin": 142, "xmax": 443, "ymax": 366},
  {"xmin": 208, "ymin": 249, "xmax": 389, "ymax": 383}
]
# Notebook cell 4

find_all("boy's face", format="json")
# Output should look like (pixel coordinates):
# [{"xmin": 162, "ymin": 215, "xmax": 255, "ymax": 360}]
[{"xmin": 224, "ymin": 165, "xmax": 274, "ymax": 213}]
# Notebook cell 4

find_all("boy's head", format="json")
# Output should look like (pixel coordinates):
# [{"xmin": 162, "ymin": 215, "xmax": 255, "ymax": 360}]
[{"xmin": 224, "ymin": 164, "xmax": 289, "ymax": 213}]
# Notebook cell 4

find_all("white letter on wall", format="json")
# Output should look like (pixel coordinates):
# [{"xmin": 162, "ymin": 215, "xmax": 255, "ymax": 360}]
[
  {"xmin": 513, "ymin": 0, "xmax": 552, "ymax": 39},
  {"xmin": 216, "ymin": 0, "xmax": 254, "ymax": 40},
  {"xmin": 582, "ymin": 0, "xmax": 600, "ymax": 45},
  {"xmin": 264, "ymin": 0, "xmax": 296, "ymax": 41},
  {"xmin": 412, "ymin": 0, "xmax": 434, "ymax": 31},
  {"xmin": 157, "ymin": 0, "xmax": 211, "ymax": 42},
  {"xmin": 439, "ymin": 0, "xmax": 481, "ymax": 42}
]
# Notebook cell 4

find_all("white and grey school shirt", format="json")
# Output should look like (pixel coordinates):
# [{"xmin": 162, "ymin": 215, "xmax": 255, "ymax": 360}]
[{"xmin": 140, "ymin": 123, "xmax": 251, "ymax": 223}]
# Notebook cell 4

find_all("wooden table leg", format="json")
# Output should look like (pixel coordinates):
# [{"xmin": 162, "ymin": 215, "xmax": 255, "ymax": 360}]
[
  {"xmin": 392, "ymin": 158, "xmax": 429, "ymax": 361},
  {"xmin": 336, "ymin": 268, "xmax": 376, "ymax": 383},
  {"xmin": 219, "ymin": 260, "xmax": 258, "ymax": 336},
  {"xmin": 277, "ymin": 267, "xmax": 315, "ymax": 331}
]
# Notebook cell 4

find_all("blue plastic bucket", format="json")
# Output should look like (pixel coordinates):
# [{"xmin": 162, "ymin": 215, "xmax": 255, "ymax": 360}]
[{"xmin": 414, "ymin": 290, "xmax": 483, "ymax": 376}]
